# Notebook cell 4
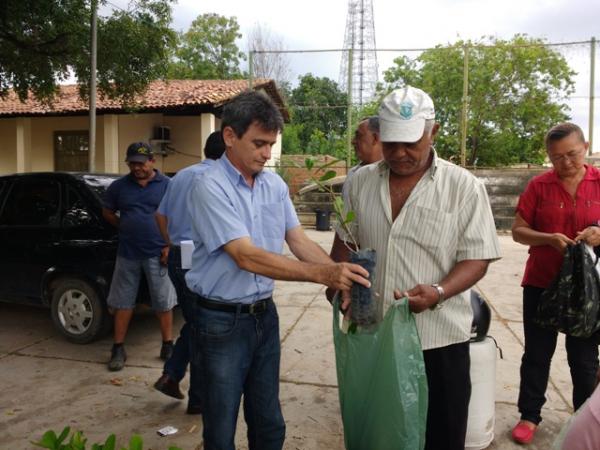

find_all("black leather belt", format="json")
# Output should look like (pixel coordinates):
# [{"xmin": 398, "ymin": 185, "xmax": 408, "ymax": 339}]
[{"xmin": 194, "ymin": 296, "xmax": 271, "ymax": 314}]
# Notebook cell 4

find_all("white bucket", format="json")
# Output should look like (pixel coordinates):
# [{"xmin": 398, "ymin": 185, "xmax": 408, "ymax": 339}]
[{"xmin": 465, "ymin": 337, "xmax": 497, "ymax": 450}]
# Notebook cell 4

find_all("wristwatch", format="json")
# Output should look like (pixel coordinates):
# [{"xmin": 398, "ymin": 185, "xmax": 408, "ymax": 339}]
[{"xmin": 429, "ymin": 283, "xmax": 446, "ymax": 310}]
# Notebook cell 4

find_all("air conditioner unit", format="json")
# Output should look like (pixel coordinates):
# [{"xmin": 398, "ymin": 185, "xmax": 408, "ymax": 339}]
[{"xmin": 152, "ymin": 126, "xmax": 171, "ymax": 142}]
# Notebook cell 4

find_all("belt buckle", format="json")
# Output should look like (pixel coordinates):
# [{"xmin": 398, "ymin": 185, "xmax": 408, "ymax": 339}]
[
  {"xmin": 249, "ymin": 302, "xmax": 258, "ymax": 314},
  {"xmin": 249, "ymin": 300, "xmax": 266, "ymax": 315}
]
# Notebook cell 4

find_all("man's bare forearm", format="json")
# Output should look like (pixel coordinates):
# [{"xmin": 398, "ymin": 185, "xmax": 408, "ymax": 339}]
[
  {"xmin": 225, "ymin": 237, "xmax": 370, "ymax": 291},
  {"xmin": 286, "ymin": 226, "xmax": 332, "ymax": 265},
  {"xmin": 155, "ymin": 213, "xmax": 171, "ymax": 246},
  {"xmin": 438, "ymin": 259, "xmax": 490, "ymax": 299},
  {"xmin": 102, "ymin": 208, "xmax": 119, "ymax": 228}
]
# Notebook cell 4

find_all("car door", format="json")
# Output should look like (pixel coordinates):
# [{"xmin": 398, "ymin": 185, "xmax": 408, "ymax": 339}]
[
  {"xmin": 57, "ymin": 182, "xmax": 118, "ymax": 284},
  {"xmin": 0, "ymin": 176, "xmax": 63, "ymax": 303}
]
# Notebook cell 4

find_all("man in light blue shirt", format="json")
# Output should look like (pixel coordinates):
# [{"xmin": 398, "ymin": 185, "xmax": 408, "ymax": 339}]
[
  {"xmin": 185, "ymin": 91, "xmax": 370, "ymax": 450},
  {"xmin": 153, "ymin": 131, "xmax": 225, "ymax": 415}
]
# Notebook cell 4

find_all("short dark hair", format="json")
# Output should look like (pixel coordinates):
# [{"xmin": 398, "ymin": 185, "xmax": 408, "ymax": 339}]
[
  {"xmin": 204, "ymin": 131, "xmax": 226, "ymax": 160},
  {"xmin": 221, "ymin": 91, "xmax": 284, "ymax": 138},
  {"xmin": 545, "ymin": 122, "xmax": 586, "ymax": 149},
  {"xmin": 366, "ymin": 116, "xmax": 379, "ymax": 133}
]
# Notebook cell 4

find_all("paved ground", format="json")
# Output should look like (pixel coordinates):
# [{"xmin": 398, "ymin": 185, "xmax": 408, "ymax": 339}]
[{"xmin": 0, "ymin": 230, "xmax": 575, "ymax": 449}]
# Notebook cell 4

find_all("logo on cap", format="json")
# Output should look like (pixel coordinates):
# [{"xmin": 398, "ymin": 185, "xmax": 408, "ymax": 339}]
[{"xmin": 399, "ymin": 101, "xmax": 414, "ymax": 120}]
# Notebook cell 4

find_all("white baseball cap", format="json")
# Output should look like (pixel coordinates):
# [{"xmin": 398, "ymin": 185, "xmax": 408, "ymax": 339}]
[{"xmin": 378, "ymin": 86, "xmax": 435, "ymax": 143}]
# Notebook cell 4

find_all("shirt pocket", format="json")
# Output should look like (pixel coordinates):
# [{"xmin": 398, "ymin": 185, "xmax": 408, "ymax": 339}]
[
  {"xmin": 535, "ymin": 200, "xmax": 568, "ymax": 232},
  {"xmin": 261, "ymin": 202, "xmax": 285, "ymax": 239},
  {"xmin": 401, "ymin": 205, "xmax": 456, "ymax": 248}
]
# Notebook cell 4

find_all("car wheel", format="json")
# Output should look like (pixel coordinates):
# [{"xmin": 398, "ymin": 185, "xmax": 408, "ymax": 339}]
[{"xmin": 50, "ymin": 279, "xmax": 109, "ymax": 344}]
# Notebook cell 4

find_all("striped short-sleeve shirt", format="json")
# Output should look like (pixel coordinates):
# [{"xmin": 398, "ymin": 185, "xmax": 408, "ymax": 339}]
[{"xmin": 340, "ymin": 152, "xmax": 501, "ymax": 350}]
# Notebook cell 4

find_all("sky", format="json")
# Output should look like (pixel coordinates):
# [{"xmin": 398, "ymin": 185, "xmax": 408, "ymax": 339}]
[{"xmin": 113, "ymin": 0, "xmax": 600, "ymax": 150}]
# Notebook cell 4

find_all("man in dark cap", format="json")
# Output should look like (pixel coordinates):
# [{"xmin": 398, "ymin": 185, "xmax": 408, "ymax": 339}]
[{"xmin": 102, "ymin": 142, "xmax": 176, "ymax": 371}]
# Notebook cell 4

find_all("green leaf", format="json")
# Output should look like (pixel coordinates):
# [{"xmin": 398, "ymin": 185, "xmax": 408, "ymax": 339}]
[
  {"xmin": 344, "ymin": 210, "xmax": 356, "ymax": 224},
  {"xmin": 318, "ymin": 170, "xmax": 337, "ymax": 182},
  {"xmin": 57, "ymin": 427, "xmax": 71, "ymax": 445},
  {"xmin": 318, "ymin": 158, "xmax": 343, "ymax": 171},
  {"xmin": 103, "ymin": 434, "xmax": 116, "ymax": 450},
  {"xmin": 305, "ymin": 158, "xmax": 314, "ymax": 170},
  {"xmin": 32, "ymin": 430, "xmax": 58, "ymax": 449},
  {"xmin": 128, "ymin": 435, "xmax": 143, "ymax": 450},
  {"xmin": 69, "ymin": 430, "xmax": 88, "ymax": 450}
]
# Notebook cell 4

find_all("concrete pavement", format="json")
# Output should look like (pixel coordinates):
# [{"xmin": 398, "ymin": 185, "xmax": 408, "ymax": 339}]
[{"xmin": 0, "ymin": 230, "xmax": 576, "ymax": 449}]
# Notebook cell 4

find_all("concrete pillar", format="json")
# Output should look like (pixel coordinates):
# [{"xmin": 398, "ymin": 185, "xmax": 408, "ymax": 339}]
[
  {"xmin": 270, "ymin": 134, "xmax": 282, "ymax": 171},
  {"xmin": 200, "ymin": 113, "xmax": 216, "ymax": 160},
  {"xmin": 103, "ymin": 114, "xmax": 120, "ymax": 173},
  {"xmin": 16, "ymin": 118, "xmax": 32, "ymax": 173}
]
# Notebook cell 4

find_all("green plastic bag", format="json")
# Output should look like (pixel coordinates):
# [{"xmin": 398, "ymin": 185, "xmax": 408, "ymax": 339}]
[{"xmin": 333, "ymin": 297, "xmax": 428, "ymax": 450}]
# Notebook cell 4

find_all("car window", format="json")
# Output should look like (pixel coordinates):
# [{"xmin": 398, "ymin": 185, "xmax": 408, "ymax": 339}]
[
  {"xmin": 0, "ymin": 179, "xmax": 61, "ymax": 227},
  {"xmin": 82, "ymin": 175, "xmax": 117, "ymax": 200},
  {"xmin": 63, "ymin": 186, "xmax": 94, "ymax": 227}
]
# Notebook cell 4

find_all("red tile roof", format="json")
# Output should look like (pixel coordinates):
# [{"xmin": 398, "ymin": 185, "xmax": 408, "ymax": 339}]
[{"xmin": 0, "ymin": 79, "xmax": 288, "ymax": 119}]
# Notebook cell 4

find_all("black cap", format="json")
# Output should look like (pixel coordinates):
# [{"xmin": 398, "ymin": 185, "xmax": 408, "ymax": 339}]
[{"xmin": 125, "ymin": 142, "xmax": 153, "ymax": 163}]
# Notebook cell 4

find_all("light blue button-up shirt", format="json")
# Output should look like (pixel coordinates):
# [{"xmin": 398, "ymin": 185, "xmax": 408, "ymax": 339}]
[
  {"xmin": 185, "ymin": 154, "xmax": 300, "ymax": 303},
  {"xmin": 157, "ymin": 159, "xmax": 217, "ymax": 244}
]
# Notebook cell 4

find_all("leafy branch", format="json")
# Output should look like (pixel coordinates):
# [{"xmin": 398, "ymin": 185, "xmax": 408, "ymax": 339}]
[
  {"xmin": 32, "ymin": 427, "xmax": 181, "ymax": 450},
  {"xmin": 304, "ymin": 157, "xmax": 359, "ymax": 250}
]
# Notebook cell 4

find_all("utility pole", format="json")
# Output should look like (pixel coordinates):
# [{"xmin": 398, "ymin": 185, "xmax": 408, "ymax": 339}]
[
  {"xmin": 89, "ymin": 0, "xmax": 98, "ymax": 172},
  {"xmin": 460, "ymin": 44, "xmax": 469, "ymax": 167},
  {"xmin": 346, "ymin": 48, "xmax": 354, "ymax": 172},
  {"xmin": 248, "ymin": 50, "xmax": 254, "ymax": 89}
]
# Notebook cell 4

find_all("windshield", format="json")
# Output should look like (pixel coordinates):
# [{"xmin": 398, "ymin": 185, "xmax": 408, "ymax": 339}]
[{"xmin": 82, "ymin": 174, "xmax": 118, "ymax": 199}]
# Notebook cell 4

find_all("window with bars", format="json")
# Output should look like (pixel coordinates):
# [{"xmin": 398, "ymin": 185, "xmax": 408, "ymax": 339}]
[{"xmin": 54, "ymin": 131, "xmax": 89, "ymax": 172}]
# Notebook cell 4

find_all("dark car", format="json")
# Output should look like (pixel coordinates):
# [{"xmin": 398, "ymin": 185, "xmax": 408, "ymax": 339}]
[{"xmin": 0, "ymin": 172, "xmax": 133, "ymax": 343}]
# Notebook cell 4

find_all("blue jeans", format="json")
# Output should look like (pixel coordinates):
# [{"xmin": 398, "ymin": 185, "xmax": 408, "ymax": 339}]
[
  {"xmin": 190, "ymin": 297, "xmax": 285, "ymax": 450},
  {"xmin": 164, "ymin": 246, "xmax": 201, "ymax": 407}
]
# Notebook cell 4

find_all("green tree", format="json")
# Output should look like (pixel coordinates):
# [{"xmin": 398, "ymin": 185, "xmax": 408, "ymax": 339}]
[
  {"xmin": 0, "ymin": 0, "xmax": 176, "ymax": 104},
  {"xmin": 282, "ymin": 123, "xmax": 303, "ymax": 154},
  {"xmin": 289, "ymin": 74, "xmax": 348, "ymax": 153},
  {"xmin": 167, "ymin": 13, "xmax": 245, "ymax": 79},
  {"xmin": 381, "ymin": 35, "xmax": 575, "ymax": 166}
]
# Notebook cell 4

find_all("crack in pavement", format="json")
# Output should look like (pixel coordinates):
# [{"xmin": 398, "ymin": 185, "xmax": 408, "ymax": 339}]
[
  {"xmin": 0, "ymin": 334, "xmax": 55, "ymax": 360},
  {"xmin": 4, "ymin": 351, "xmax": 163, "ymax": 370},
  {"xmin": 280, "ymin": 378, "xmax": 337, "ymax": 389},
  {"xmin": 280, "ymin": 286, "xmax": 327, "ymax": 344}
]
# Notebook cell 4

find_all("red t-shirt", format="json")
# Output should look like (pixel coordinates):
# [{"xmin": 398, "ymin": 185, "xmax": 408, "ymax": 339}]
[{"xmin": 516, "ymin": 165, "xmax": 600, "ymax": 288}]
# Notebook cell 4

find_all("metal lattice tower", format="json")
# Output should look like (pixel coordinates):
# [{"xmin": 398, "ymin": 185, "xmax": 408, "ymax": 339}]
[{"xmin": 339, "ymin": 0, "xmax": 378, "ymax": 106}]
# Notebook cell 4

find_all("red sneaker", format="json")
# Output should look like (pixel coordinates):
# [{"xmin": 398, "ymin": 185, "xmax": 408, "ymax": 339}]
[{"xmin": 512, "ymin": 421, "xmax": 537, "ymax": 444}]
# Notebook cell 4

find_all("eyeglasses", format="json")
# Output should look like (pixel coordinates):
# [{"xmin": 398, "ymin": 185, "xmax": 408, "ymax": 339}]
[{"xmin": 548, "ymin": 148, "xmax": 583, "ymax": 163}]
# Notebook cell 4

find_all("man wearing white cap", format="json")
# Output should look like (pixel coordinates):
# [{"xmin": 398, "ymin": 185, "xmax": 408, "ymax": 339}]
[{"xmin": 331, "ymin": 86, "xmax": 501, "ymax": 449}]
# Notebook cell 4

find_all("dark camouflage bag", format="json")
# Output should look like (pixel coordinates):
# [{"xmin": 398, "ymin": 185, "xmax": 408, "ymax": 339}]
[{"xmin": 534, "ymin": 242, "xmax": 600, "ymax": 338}]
